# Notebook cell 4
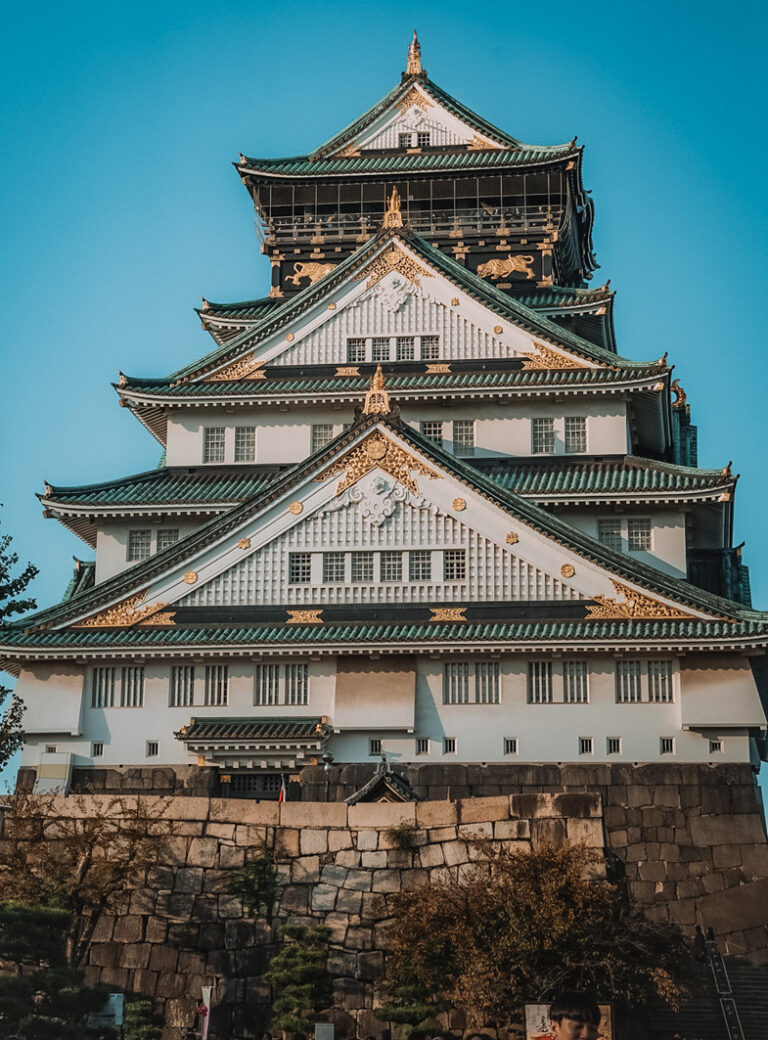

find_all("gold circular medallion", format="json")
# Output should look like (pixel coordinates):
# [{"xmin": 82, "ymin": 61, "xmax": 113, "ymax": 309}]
[
  {"xmin": 560, "ymin": 564, "xmax": 575, "ymax": 578},
  {"xmin": 493, "ymin": 325, "xmax": 503, "ymax": 335},
  {"xmin": 285, "ymin": 332, "xmax": 294, "ymax": 342},
  {"xmin": 237, "ymin": 537, "xmax": 251, "ymax": 550},
  {"xmin": 366, "ymin": 437, "xmax": 388, "ymax": 461},
  {"xmin": 505, "ymin": 532, "xmax": 519, "ymax": 545},
  {"xmin": 183, "ymin": 571, "xmax": 198, "ymax": 585},
  {"xmin": 288, "ymin": 501, "xmax": 303, "ymax": 515},
  {"xmin": 452, "ymin": 497, "xmax": 466, "ymax": 512},
  {"xmin": 327, "ymin": 302, "xmax": 337, "ymax": 310}
]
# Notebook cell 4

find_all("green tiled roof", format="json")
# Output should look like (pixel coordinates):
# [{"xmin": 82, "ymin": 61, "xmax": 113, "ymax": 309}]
[
  {"xmin": 61, "ymin": 559, "xmax": 95, "ymax": 601},
  {"xmin": 177, "ymin": 717, "xmax": 328, "ymax": 741},
  {"xmin": 44, "ymin": 467, "xmax": 280, "ymax": 507},
  {"xmin": 199, "ymin": 297, "xmax": 280, "ymax": 321}
]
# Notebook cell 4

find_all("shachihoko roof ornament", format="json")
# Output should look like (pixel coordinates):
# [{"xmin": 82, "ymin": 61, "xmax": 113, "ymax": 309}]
[
  {"xmin": 362, "ymin": 364, "xmax": 392, "ymax": 415},
  {"xmin": 382, "ymin": 185, "xmax": 404, "ymax": 228},
  {"xmin": 404, "ymin": 30, "xmax": 424, "ymax": 78}
]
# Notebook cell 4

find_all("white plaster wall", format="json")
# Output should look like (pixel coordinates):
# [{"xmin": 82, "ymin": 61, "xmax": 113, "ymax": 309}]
[
  {"xmin": 95, "ymin": 522, "xmax": 202, "ymax": 584},
  {"xmin": 564, "ymin": 511, "xmax": 687, "ymax": 576}
]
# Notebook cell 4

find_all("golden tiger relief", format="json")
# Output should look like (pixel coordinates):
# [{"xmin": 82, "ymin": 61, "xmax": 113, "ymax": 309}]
[
  {"xmin": 476, "ymin": 255, "xmax": 535, "ymax": 281},
  {"xmin": 285, "ymin": 261, "xmax": 337, "ymax": 286}
]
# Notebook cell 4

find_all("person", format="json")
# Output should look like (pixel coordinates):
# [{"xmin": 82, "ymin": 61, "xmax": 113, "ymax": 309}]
[{"xmin": 542, "ymin": 991, "xmax": 602, "ymax": 1040}]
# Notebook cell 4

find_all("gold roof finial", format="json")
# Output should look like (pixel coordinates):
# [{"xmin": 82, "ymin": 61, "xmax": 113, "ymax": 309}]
[
  {"xmin": 405, "ymin": 30, "xmax": 423, "ymax": 76},
  {"xmin": 383, "ymin": 185, "xmax": 404, "ymax": 228},
  {"xmin": 362, "ymin": 364, "xmax": 391, "ymax": 415}
]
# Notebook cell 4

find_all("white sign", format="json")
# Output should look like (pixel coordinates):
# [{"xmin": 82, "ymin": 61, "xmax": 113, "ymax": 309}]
[{"xmin": 88, "ymin": 992, "xmax": 125, "ymax": 1028}]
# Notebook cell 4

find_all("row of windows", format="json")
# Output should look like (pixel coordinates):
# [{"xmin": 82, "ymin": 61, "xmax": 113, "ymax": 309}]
[
  {"xmin": 597, "ymin": 518, "xmax": 652, "ymax": 553},
  {"xmin": 347, "ymin": 335, "xmax": 440, "ymax": 364},
  {"xmin": 292, "ymin": 549, "xmax": 466, "ymax": 585},
  {"xmin": 398, "ymin": 131, "xmax": 431, "ymax": 149},
  {"xmin": 369, "ymin": 735, "xmax": 724, "ymax": 756},
  {"xmin": 92, "ymin": 664, "xmax": 310, "ymax": 709},
  {"xmin": 532, "ymin": 417, "xmax": 587, "ymax": 454},
  {"xmin": 203, "ymin": 426, "xmax": 257, "ymax": 464},
  {"xmin": 127, "ymin": 529, "xmax": 180, "ymax": 562}
]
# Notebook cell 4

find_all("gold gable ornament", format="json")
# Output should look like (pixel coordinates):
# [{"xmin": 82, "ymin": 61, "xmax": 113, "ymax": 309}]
[
  {"xmin": 586, "ymin": 580, "xmax": 695, "ymax": 621},
  {"xmin": 405, "ymin": 30, "xmax": 424, "ymax": 76},
  {"xmin": 206, "ymin": 354, "xmax": 266, "ymax": 382},
  {"xmin": 358, "ymin": 244, "xmax": 431, "ymax": 289},
  {"xmin": 521, "ymin": 343, "xmax": 589, "ymax": 371},
  {"xmin": 319, "ymin": 431, "xmax": 438, "ymax": 496},
  {"xmin": 73, "ymin": 589, "xmax": 175, "ymax": 628},
  {"xmin": 383, "ymin": 186, "xmax": 404, "ymax": 229},
  {"xmin": 362, "ymin": 365, "xmax": 392, "ymax": 415}
]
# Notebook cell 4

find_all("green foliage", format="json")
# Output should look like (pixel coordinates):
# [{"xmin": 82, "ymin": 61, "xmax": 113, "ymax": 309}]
[
  {"xmin": 0, "ymin": 522, "xmax": 37, "ymax": 775},
  {"xmin": 374, "ymin": 979, "xmax": 443, "ymax": 1026},
  {"xmin": 226, "ymin": 841, "xmax": 281, "ymax": 922},
  {"xmin": 124, "ymin": 998, "xmax": 163, "ymax": 1040},
  {"xmin": 386, "ymin": 822, "xmax": 419, "ymax": 853},
  {"xmin": 263, "ymin": 924, "xmax": 332, "ymax": 1033}
]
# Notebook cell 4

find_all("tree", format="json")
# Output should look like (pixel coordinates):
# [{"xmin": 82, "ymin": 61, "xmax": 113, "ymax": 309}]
[
  {"xmin": 0, "ymin": 522, "xmax": 38, "ymax": 776},
  {"xmin": 226, "ymin": 841, "xmax": 282, "ymax": 923},
  {"xmin": 380, "ymin": 842, "xmax": 695, "ymax": 1033},
  {"xmin": 263, "ymin": 924, "xmax": 332, "ymax": 1034}
]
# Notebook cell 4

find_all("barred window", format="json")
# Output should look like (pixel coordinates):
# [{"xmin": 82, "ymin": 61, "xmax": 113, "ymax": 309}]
[
  {"xmin": 346, "ymin": 337, "xmax": 366, "ymax": 363},
  {"xmin": 289, "ymin": 552, "xmax": 311, "ymax": 584},
  {"xmin": 146, "ymin": 741, "xmax": 159, "ymax": 758},
  {"xmin": 380, "ymin": 551, "xmax": 403, "ymax": 582},
  {"xmin": 92, "ymin": 742, "xmax": 104, "ymax": 757},
  {"xmin": 444, "ymin": 662, "xmax": 470, "ymax": 704},
  {"xmin": 234, "ymin": 427, "xmax": 256, "ymax": 462},
  {"xmin": 409, "ymin": 550, "xmax": 431, "ymax": 581},
  {"xmin": 371, "ymin": 338, "xmax": 390, "ymax": 362},
  {"xmin": 396, "ymin": 336, "xmax": 415, "ymax": 361},
  {"xmin": 416, "ymin": 132, "xmax": 430, "ymax": 148},
  {"xmin": 504, "ymin": 737, "xmax": 518, "ymax": 755},
  {"xmin": 598, "ymin": 519, "xmax": 622, "ymax": 552},
  {"xmin": 45, "ymin": 745, "xmax": 56, "ymax": 754},
  {"xmin": 648, "ymin": 660, "xmax": 673, "ymax": 702},
  {"xmin": 565, "ymin": 416, "xmax": 587, "ymax": 453},
  {"xmin": 421, "ymin": 335, "xmax": 440, "ymax": 360},
  {"xmin": 443, "ymin": 737, "xmax": 457, "ymax": 754},
  {"xmin": 579, "ymin": 737, "xmax": 594, "ymax": 755},
  {"xmin": 286, "ymin": 663, "xmax": 309, "ymax": 705},
  {"xmin": 476, "ymin": 661, "xmax": 500, "ymax": 704},
  {"xmin": 660, "ymin": 737, "xmax": 675, "ymax": 755},
  {"xmin": 443, "ymin": 549, "xmax": 466, "ymax": 581},
  {"xmin": 205, "ymin": 665, "xmax": 228, "ymax": 706},
  {"xmin": 563, "ymin": 661, "xmax": 589, "ymax": 703},
  {"xmin": 709, "ymin": 738, "xmax": 723, "ymax": 754},
  {"xmin": 156, "ymin": 529, "xmax": 180, "ymax": 552},
  {"xmin": 323, "ymin": 552, "xmax": 346, "ymax": 583},
  {"xmin": 370, "ymin": 737, "xmax": 382, "ymax": 755},
  {"xmin": 311, "ymin": 424, "xmax": 334, "ymax": 453},
  {"xmin": 421, "ymin": 421, "xmax": 443, "ymax": 447},
  {"xmin": 203, "ymin": 426, "xmax": 226, "ymax": 463},
  {"xmin": 351, "ymin": 551, "xmax": 374, "ymax": 583},
  {"xmin": 254, "ymin": 664, "xmax": 279, "ymax": 706},
  {"xmin": 398, "ymin": 133, "xmax": 411, "ymax": 149},
  {"xmin": 121, "ymin": 666, "xmax": 144, "ymax": 708},
  {"xmin": 532, "ymin": 418, "xmax": 555, "ymax": 454},
  {"xmin": 170, "ymin": 665, "xmax": 195, "ymax": 707},
  {"xmin": 616, "ymin": 660, "xmax": 642, "ymax": 703},
  {"xmin": 527, "ymin": 661, "xmax": 553, "ymax": 704},
  {"xmin": 91, "ymin": 667, "xmax": 115, "ymax": 708},
  {"xmin": 628, "ymin": 518, "xmax": 652, "ymax": 551},
  {"xmin": 416, "ymin": 738, "xmax": 430, "ymax": 755},
  {"xmin": 607, "ymin": 737, "xmax": 622, "ymax": 755},
  {"xmin": 127, "ymin": 530, "xmax": 151, "ymax": 562},
  {"xmin": 453, "ymin": 420, "xmax": 475, "ymax": 457}
]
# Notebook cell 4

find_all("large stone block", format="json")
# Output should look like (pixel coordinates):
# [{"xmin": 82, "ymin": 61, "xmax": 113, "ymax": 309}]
[
  {"xmin": 145, "ymin": 917, "xmax": 168, "ymax": 944},
  {"xmin": 362, "ymin": 851, "xmax": 388, "ymax": 869},
  {"xmin": 345, "ymin": 868, "xmax": 374, "ymax": 892},
  {"xmin": 416, "ymin": 800, "xmax": 458, "ymax": 828},
  {"xmin": 323, "ymin": 911, "xmax": 350, "ymax": 944},
  {"xmin": 281, "ymin": 885, "xmax": 310, "ymax": 914},
  {"xmin": 275, "ymin": 827, "xmax": 300, "ymax": 856},
  {"xmin": 328, "ymin": 948, "xmax": 358, "ymax": 977},
  {"xmin": 293, "ymin": 855, "xmax": 321, "ymax": 883},
  {"xmin": 691, "ymin": 814, "xmax": 767, "ymax": 847},
  {"xmin": 311, "ymin": 884, "xmax": 338, "ymax": 911},
  {"xmin": 209, "ymin": 799, "xmax": 279, "ymax": 825},
  {"xmin": 333, "ymin": 977, "xmax": 367, "ymax": 1010},
  {"xmin": 442, "ymin": 840, "xmax": 469, "ymax": 867},
  {"xmin": 336, "ymin": 888, "xmax": 363, "ymax": 914},
  {"xmin": 419, "ymin": 843, "xmax": 445, "ymax": 868},
  {"xmin": 348, "ymin": 802, "xmax": 416, "ymax": 829},
  {"xmin": 566, "ymin": 819, "xmax": 605, "ymax": 847},
  {"xmin": 329, "ymin": 829, "xmax": 354, "ymax": 852},
  {"xmin": 219, "ymin": 843, "xmax": 245, "ymax": 870},
  {"xmin": 371, "ymin": 869, "xmax": 401, "ymax": 893},
  {"xmin": 457, "ymin": 795, "xmax": 510, "ymax": 823},
  {"xmin": 281, "ymin": 801, "xmax": 348, "ymax": 829},
  {"xmin": 148, "ymin": 945, "xmax": 179, "ymax": 973},
  {"xmin": 300, "ymin": 828, "xmax": 329, "ymax": 855},
  {"xmin": 186, "ymin": 837, "xmax": 218, "ymax": 868},
  {"xmin": 531, "ymin": 818, "xmax": 567, "ymax": 847},
  {"xmin": 132, "ymin": 968, "xmax": 158, "ymax": 996},
  {"xmin": 173, "ymin": 867, "xmax": 204, "ymax": 894},
  {"xmin": 113, "ymin": 915, "xmax": 145, "ymax": 943},
  {"xmin": 457, "ymin": 821, "xmax": 493, "ymax": 840},
  {"xmin": 335, "ymin": 849, "xmax": 361, "ymax": 868},
  {"xmin": 358, "ymin": 950, "xmax": 385, "ymax": 979},
  {"xmin": 741, "ymin": 844, "xmax": 768, "ymax": 878}
]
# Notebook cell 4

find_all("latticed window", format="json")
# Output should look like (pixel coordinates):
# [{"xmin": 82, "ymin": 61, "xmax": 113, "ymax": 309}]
[
  {"xmin": 91, "ymin": 667, "xmax": 115, "ymax": 708},
  {"xmin": 346, "ymin": 338, "xmax": 366, "ymax": 363},
  {"xmin": 532, "ymin": 418, "xmax": 555, "ymax": 454},
  {"xmin": 443, "ymin": 737, "xmax": 457, "ymax": 754},
  {"xmin": 709, "ymin": 738, "xmax": 723, "ymax": 754},
  {"xmin": 565, "ymin": 416, "xmax": 587, "ymax": 453},
  {"xmin": 380, "ymin": 551, "xmax": 403, "ymax": 582},
  {"xmin": 628, "ymin": 518, "xmax": 652, "ymax": 551},
  {"xmin": 607, "ymin": 737, "xmax": 622, "ymax": 755},
  {"xmin": 170, "ymin": 665, "xmax": 195, "ymax": 707},
  {"xmin": 443, "ymin": 549, "xmax": 466, "ymax": 581},
  {"xmin": 648, "ymin": 660, "xmax": 673, "ymax": 702},
  {"xmin": 504, "ymin": 737, "xmax": 518, "ymax": 755},
  {"xmin": 409, "ymin": 550, "xmax": 431, "ymax": 581},
  {"xmin": 396, "ymin": 336, "xmax": 415, "ymax": 361},
  {"xmin": 127, "ymin": 530, "xmax": 151, "ymax": 562},
  {"xmin": 564, "ymin": 661, "xmax": 589, "ymax": 703},
  {"xmin": 421, "ymin": 335, "xmax": 440, "ymax": 360},
  {"xmin": 92, "ymin": 742, "xmax": 104, "ymax": 757},
  {"xmin": 310, "ymin": 425, "xmax": 333, "ymax": 453},
  {"xmin": 234, "ymin": 427, "xmax": 255, "ymax": 462},
  {"xmin": 254, "ymin": 664, "xmax": 279, "ymax": 706},
  {"xmin": 417, "ymin": 132, "xmax": 430, "ymax": 148},
  {"xmin": 286, "ymin": 663, "xmax": 309, "ymax": 705},
  {"xmin": 146, "ymin": 741, "xmax": 159, "ymax": 757},
  {"xmin": 289, "ymin": 552, "xmax": 311, "ymax": 584},
  {"xmin": 527, "ymin": 661, "xmax": 553, "ymax": 703},
  {"xmin": 476, "ymin": 661, "xmax": 500, "ymax": 704},
  {"xmin": 421, "ymin": 421, "xmax": 443, "ymax": 447},
  {"xmin": 369, "ymin": 737, "xmax": 382, "ymax": 755},
  {"xmin": 121, "ymin": 666, "xmax": 144, "ymax": 708},
  {"xmin": 416, "ymin": 738, "xmax": 429, "ymax": 754},
  {"xmin": 660, "ymin": 737, "xmax": 675, "ymax": 755},
  {"xmin": 351, "ymin": 551, "xmax": 374, "ymax": 583},
  {"xmin": 371, "ymin": 338, "xmax": 390, "ymax": 362},
  {"xmin": 157, "ymin": 529, "xmax": 179, "ymax": 552},
  {"xmin": 398, "ymin": 133, "xmax": 412, "ymax": 149},
  {"xmin": 598, "ymin": 519, "xmax": 622, "ymax": 552},
  {"xmin": 444, "ymin": 662, "xmax": 470, "ymax": 704},
  {"xmin": 616, "ymin": 660, "xmax": 642, "ymax": 703},
  {"xmin": 205, "ymin": 665, "xmax": 228, "ymax": 706},
  {"xmin": 323, "ymin": 552, "xmax": 345, "ymax": 583},
  {"xmin": 203, "ymin": 427, "xmax": 226, "ymax": 463},
  {"xmin": 453, "ymin": 420, "xmax": 475, "ymax": 457},
  {"xmin": 579, "ymin": 737, "xmax": 593, "ymax": 755}
]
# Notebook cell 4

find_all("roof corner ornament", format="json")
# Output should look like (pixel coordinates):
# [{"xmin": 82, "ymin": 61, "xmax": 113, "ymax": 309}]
[
  {"xmin": 404, "ymin": 30, "xmax": 424, "ymax": 77},
  {"xmin": 383, "ymin": 185, "xmax": 404, "ymax": 229},
  {"xmin": 670, "ymin": 378, "xmax": 687, "ymax": 408},
  {"xmin": 362, "ymin": 364, "xmax": 392, "ymax": 415}
]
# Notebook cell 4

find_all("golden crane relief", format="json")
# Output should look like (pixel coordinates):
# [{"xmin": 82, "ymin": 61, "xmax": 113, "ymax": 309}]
[
  {"xmin": 362, "ymin": 365, "xmax": 392, "ymax": 415},
  {"xmin": 319, "ymin": 432, "xmax": 438, "ymax": 496},
  {"xmin": 520, "ymin": 343, "xmax": 588, "ymax": 371},
  {"xmin": 358, "ymin": 245, "xmax": 432, "ymax": 289},
  {"xmin": 585, "ymin": 580, "xmax": 695, "ymax": 621},
  {"xmin": 73, "ymin": 589, "xmax": 176, "ymax": 628},
  {"xmin": 206, "ymin": 354, "xmax": 266, "ymax": 381},
  {"xmin": 285, "ymin": 261, "xmax": 337, "ymax": 286},
  {"xmin": 383, "ymin": 186, "xmax": 404, "ymax": 228},
  {"xmin": 405, "ymin": 29, "xmax": 423, "ymax": 76},
  {"xmin": 477, "ymin": 255, "xmax": 535, "ymax": 281}
]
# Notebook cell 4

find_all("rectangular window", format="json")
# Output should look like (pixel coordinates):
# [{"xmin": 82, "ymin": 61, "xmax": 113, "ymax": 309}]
[
  {"xmin": 444, "ymin": 662, "xmax": 470, "ymax": 704},
  {"xmin": 476, "ymin": 661, "xmax": 500, "ymax": 704},
  {"xmin": 205, "ymin": 665, "xmax": 228, "ymax": 707},
  {"xmin": 286, "ymin": 663, "xmax": 309, "ymax": 705},
  {"xmin": 45, "ymin": 745, "xmax": 57, "ymax": 754},
  {"xmin": 421, "ymin": 335, "xmax": 440, "ymax": 360},
  {"xmin": 127, "ymin": 530, "xmax": 151, "ymax": 562},
  {"xmin": 203, "ymin": 427, "xmax": 226, "ymax": 463},
  {"xmin": 234, "ymin": 427, "xmax": 255, "ymax": 462},
  {"xmin": 351, "ymin": 551, "xmax": 374, "ymax": 583},
  {"xmin": 409, "ymin": 550, "xmax": 432, "ymax": 581},
  {"xmin": 421, "ymin": 421, "xmax": 443, "ymax": 447},
  {"xmin": 453, "ymin": 420, "xmax": 475, "ymax": 457},
  {"xmin": 91, "ymin": 667, "xmax": 115, "ymax": 708},
  {"xmin": 92, "ymin": 742, "xmax": 104, "ymax": 758},
  {"xmin": 396, "ymin": 336, "xmax": 415, "ymax": 361},
  {"xmin": 416, "ymin": 132, "xmax": 430, "ymax": 148},
  {"xmin": 146, "ymin": 740, "xmax": 159, "ymax": 758},
  {"xmin": 170, "ymin": 665, "xmax": 195, "ymax": 708},
  {"xmin": 346, "ymin": 337, "xmax": 366, "ymax": 363},
  {"xmin": 579, "ymin": 737, "xmax": 594, "ymax": 756},
  {"xmin": 323, "ymin": 552, "xmax": 346, "ymax": 583},
  {"xmin": 532, "ymin": 418, "xmax": 555, "ymax": 454},
  {"xmin": 528, "ymin": 661, "xmax": 553, "ymax": 704},
  {"xmin": 616, "ymin": 660, "xmax": 642, "ymax": 703},
  {"xmin": 443, "ymin": 549, "xmax": 466, "ymax": 581},
  {"xmin": 648, "ymin": 660, "xmax": 673, "ymax": 703},
  {"xmin": 443, "ymin": 737, "xmax": 457, "ymax": 754},
  {"xmin": 369, "ymin": 737, "xmax": 382, "ymax": 755},
  {"xmin": 416, "ymin": 738, "xmax": 430, "ymax": 755},
  {"xmin": 380, "ymin": 551, "xmax": 403, "ymax": 582},
  {"xmin": 565, "ymin": 416, "xmax": 587, "ymax": 453},
  {"xmin": 607, "ymin": 737, "xmax": 622, "ymax": 755},
  {"xmin": 563, "ymin": 661, "xmax": 589, "ymax": 704},
  {"xmin": 254, "ymin": 664, "xmax": 279, "ymax": 706},
  {"xmin": 156, "ymin": 529, "xmax": 180, "ymax": 553},
  {"xmin": 371, "ymin": 338, "xmax": 390, "ymax": 362},
  {"xmin": 504, "ymin": 737, "xmax": 518, "ymax": 755},
  {"xmin": 709, "ymin": 738, "xmax": 723, "ymax": 754},
  {"xmin": 660, "ymin": 737, "xmax": 675, "ymax": 755},
  {"xmin": 628, "ymin": 518, "xmax": 652, "ymax": 551},
  {"xmin": 289, "ymin": 552, "xmax": 311, "ymax": 584},
  {"xmin": 398, "ymin": 133, "xmax": 412, "ymax": 149},
  {"xmin": 598, "ymin": 519, "xmax": 622, "ymax": 552},
  {"xmin": 120, "ymin": 666, "xmax": 144, "ymax": 708},
  {"xmin": 311, "ymin": 424, "xmax": 334, "ymax": 453}
]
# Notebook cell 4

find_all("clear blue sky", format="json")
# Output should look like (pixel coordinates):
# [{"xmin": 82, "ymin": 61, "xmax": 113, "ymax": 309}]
[{"xmin": 1, "ymin": 1, "xmax": 767, "ymax": 787}]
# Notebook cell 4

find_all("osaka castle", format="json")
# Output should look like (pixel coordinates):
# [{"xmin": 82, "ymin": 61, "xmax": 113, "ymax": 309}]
[{"xmin": 4, "ymin": 34, "xmax": 768, "ymax": 800}]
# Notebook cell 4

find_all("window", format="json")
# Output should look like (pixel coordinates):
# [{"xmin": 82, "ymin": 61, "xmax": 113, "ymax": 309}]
[
  {"xmin": 286, "ymin": 663, "xmax": 309, "ymax": 705},
  {"xmin": 127, "ymin": 530, "xmax": 151, "ymax": 562},
  {"xmin": 156, "ymin": 529, "xmax": 179, "ymax": 552},
  {"xmin": 709, "ymin": 738, "xmax": 723, "ymax": 754},
  {"xmin": 528, "ymin": 661, "xmax": 553, "ymax": 704},
  {"xmin": 396, "ymin": 336, "xmax": 415, "ymax": 361},
  {"xmin": 203, "ymin": 427, "xmax": 226, "ymax": 463},
  {"xmin": 254, "ymin": 664, "xmax": 308, "ymax": 706},
  {"xmin": 648, "ymin": 660, "xmax": 673, "ymax": 703},
  {"xmin": 565, "ymin": 416, "xmax": 587, "ymax": 453},
  {"xmin": 289, "ymin": 552, "xmax": 311, "ymax": 584},
  {"xmin": 476, "ymin": 661, "xmax": 500, "ymax": 704},
  {"xmin": 532, "ymin": 418, "xmax": 555, "ymax": 454},
  {"xmin": 92, "ymin": 742, "xmax": 104, "ymax": 758},
  {"xmin": 416, "ymin": 738, "xmax": 430, "ymax": 755},
  {"xmin": 421, "ymin": 420, "xmax": 443, "ymax": 447},
  {"xmin": 371, "ymin": 338, "xmax": 390, "ymax": 362},
  {"xmin": 254, "ymin": 664, "xmax": 279, "ymax": 706},
  {"xmin": 409, "ymin": 550, "xmax": 432, "ymax": 581},
  {"xmin": 312, "ymin": 424, "xmax": 334, "ymax": 452},
  {"xmin": 234, "ymin": 427, "xmax": 255, "ymax": 462},
  {"xmin": 444, "ymin": 662, "xmax": 500, "ymax": 704},
  {"xmin": 369, "ymin": 738, "xmax": 382, "ymax": 755},
  {"xmin": 323, "ymin": 552, "xmax": 346, "ymax": 583},
  {"xmin": 380, "ymin": 551, "xmax": 402, "ymax": 582},
  {"xmin": 351, "ymin": 551, "xmax": 374, "ymax": 583},
  {"xmin": 504, "ymin": 737, "xmax": 518, "ymax": 755},
  {"xmin": 170, "ymin": 665, "xmax": 195, "ymax": 708},
  {"xmin": 660, "ymin": 737, "xmax": 675, "ymax": 755},
  {"xmin": 120, "ymin": 666, "xmax": 144, "ymax": 708},
  {"xmin": 398, "ymin": 132, "xmax": 411, "ymax": 149},
  {"xmin": 598, "ymin": 519, "xmax": 622, "ymax": 552},
  {"xmin": 204, "ymin": 665, "xmax": 228, "ymax": 706},
  {"xmin": 453, "ymin": 420, "xmax": 475, "ymax": 457},
  {"xmin": 91, "ymin": 667, "xmax": 116, "ymax": 708},
  {"xmin": 616, "ymin": 660, "xmax": 642, "ymax": 703},
  {"xmin": 444, "ymin": 662, "xmax": 470, "ymax": 704},
  {"xmin": 421, "ymin": 335, "xmax": 440, "ymax": 360},
  {"xmin": 443, "ymin": 549, "xmax": 466, "ymax": 581},
  {"xmin": 443, "ymin": 737, "xmax": 457, "ymax": 754},
  {"xmin": 346, "ymin": 337, "xmax": 366, "ymax": 363},
  {"xmin": 45, "ymin": 745, "xmax": 57, "ymax": 754},
  {"xmin": 579, "ymin": 737, "xmax": 594, "ymax": 755},
  {"xmin": 607, "ymin": 737, "xmax": 622, "ymax": 755},
  {"xmin": 416, "ymin": 131, "xmax": 430, "ymax": 148},
  {"xmin": 628, "ymin": 518, "xmax": 652, "ymax": 551},
  {"xmin": 563, "ymin": 661, "xmax": 588, "ymax": 703},
  {"xmin": 146, "ymin": 741, "xmax": 159, "ymax": 758}
]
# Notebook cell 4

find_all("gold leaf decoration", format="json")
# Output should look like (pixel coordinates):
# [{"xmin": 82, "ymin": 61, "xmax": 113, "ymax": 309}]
[
  {"xmin": 521, "ymin": 343, "xmax": 588, "ymax": 370},
  {"xmin": 467, "ymin": 133, "xmax": 501, "ymax": 151},
  {"xmin": 184, "ymin": 571, "xmax": 198, "ymax": 585},
  {"xmin": 286, "ymin": 609, "xmax": 324, "ymax": 625},
  {"xmin": 288, "ymin": 501, "xmax": 304, "ymax": 515},
  {"xmin": 399, "ymin": 85, "xmax": 432, "ymax": 113},
  {"xmin": 237, "ymin": 537, "xmax": 251, "ymax": 550},
  {"xmin": 560, "ymin": 564, "xmax": 575, "ymax": 578},
  {"xmin": 452, "ymin": 497, "xmax": 466, "ymax": 512},
  {"xmin": 335, "ymin": 366, "xmax": 360, "ymax": 376},
  {"xmin": 586, "ymin": 580, "xmax": 695, "ymax": 621},
  {"xmin": 318, "ymin": 432, "xmax": 438, "ymax": 496},
  {"xmin": 73, "ymin": 590, "xmax": 173, "ymax": 629},
  {"xmin": 505, "ymin": 532, "xmax": 519, "ymax": 545},
  {"xmin": 206, "ymin": 355, "xmax": 266, "ymax": 382},
  {"xmin": 425, "ymin": 363, "xmax": 451, "ymax": 373},
  {"xmin": 358, "ymin": 245, "xmax": 432, "ymax": 289},
  {"xmin": 429, "ymin": 606, "xmax": 467, "ymax": 622}
]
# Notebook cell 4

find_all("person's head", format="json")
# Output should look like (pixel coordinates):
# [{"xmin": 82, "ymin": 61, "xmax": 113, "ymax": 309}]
[{"xmin": 548, "ymin": 991, "xmax": 601, "ymax": 1040}]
